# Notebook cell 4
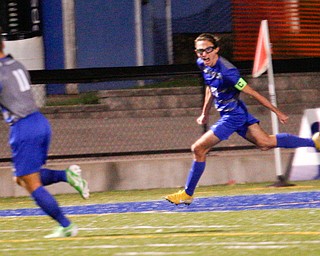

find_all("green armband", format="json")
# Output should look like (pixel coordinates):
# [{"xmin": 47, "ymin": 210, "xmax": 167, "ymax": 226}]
[{"xmin": 235, "ymin": 78, "xmax": 247, "ymax": 91}]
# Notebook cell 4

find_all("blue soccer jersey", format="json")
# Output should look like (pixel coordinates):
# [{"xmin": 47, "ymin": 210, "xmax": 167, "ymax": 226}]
[
  {"xmin": 197, "ymin": 57, "xmax": 259, "ymax": 140},
  {"xmin": 197, "ymin": 56, "xmax": 247, "ymax": 112}
]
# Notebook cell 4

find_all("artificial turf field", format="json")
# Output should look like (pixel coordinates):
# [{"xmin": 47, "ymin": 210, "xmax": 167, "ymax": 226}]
[{"xmin": 1, "ymin": 180, "xmax": 320, "ymax": 255}]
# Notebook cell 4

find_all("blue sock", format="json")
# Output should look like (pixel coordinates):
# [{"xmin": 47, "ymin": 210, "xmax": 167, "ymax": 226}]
[
  {"xmin": 311, "ymin": 122, "xmax": 319, "ymax": 135},
  {"xmin": 185, "ymin": 161, "xmax": 206, "ymax": 196},
  {"xmin": 276, "ymin": 133, "xmax": 315, "ymax": 148},
  {"xmin": 40, "ymin": 168, "xmax": 67, "ymax": 186},
  {"xmin": 31, "ymin": 186, "xmax": 70, "ymax": 227}
]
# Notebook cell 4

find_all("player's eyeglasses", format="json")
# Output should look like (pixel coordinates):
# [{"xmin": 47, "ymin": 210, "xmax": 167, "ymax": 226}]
[{"xmin": 195, "ymin": 46, "xmax": 216, "ymax": 55}]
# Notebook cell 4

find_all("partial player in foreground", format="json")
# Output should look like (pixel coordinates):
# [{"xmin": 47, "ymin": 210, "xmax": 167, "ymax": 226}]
[
  {"xmin": 165, "ymin": 33, "xmax": 320, "ymax": 205},
  {"xmin": 0, "ymin": 29, "xmax": 89, "ymax": 238}
]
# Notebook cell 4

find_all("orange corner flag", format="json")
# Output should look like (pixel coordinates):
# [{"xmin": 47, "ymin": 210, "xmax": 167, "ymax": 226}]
[{"xmin": 252, "ymin": 20, "xmax": 271, "ymax": 78}]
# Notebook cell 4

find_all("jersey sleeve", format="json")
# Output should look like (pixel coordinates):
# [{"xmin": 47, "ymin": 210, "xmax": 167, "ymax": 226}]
[
  {"xmin": 234, "ymin": 78, "xmax": 247, "ymax": 91},
  {"xmin": 223, "ymin": 68, "xmax": 247, "ymax": 91}
]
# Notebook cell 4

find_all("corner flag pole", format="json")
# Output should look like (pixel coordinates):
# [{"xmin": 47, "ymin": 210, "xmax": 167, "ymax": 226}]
[{"xmin": 252, "ymin": 20, "xmax": 284, "ymax": 182}]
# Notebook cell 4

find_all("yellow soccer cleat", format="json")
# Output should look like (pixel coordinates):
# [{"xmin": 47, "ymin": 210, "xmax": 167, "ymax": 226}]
[
  {"xmin": 312, "ymin": 132, "xmax": 320, "ymax": 151},
  {"xmin": 165, "ymin": 190, "xmax": 193, "ymax": 205}
]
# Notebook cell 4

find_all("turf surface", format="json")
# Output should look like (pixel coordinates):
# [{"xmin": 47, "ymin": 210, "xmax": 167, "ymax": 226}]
[{"xmin": 0, "ymin": 181, "xmax": 320, "ymax": 255}]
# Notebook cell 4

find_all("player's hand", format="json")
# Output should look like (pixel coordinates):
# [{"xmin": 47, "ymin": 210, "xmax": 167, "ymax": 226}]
[
  {"xmin": 277, "ymin": 112, "xmax": 289, "ymax": 124},
  {"xmin": 197, "ymin": 114, "xmax": 208, "ymax": 125}
]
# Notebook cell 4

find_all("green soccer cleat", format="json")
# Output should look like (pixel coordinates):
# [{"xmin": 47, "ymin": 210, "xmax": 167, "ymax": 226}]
[
  {"xmin": 44, "ymin": 223, "xmax": 78, "ymax": 239},
  {"xmin": 312, "ymin": 132, "xmax": 320, "ymax": 151},
  {"xmin": 165, "ymin": 190, "xmax": 193, "ymax": 205},
  {"xmin": 66, "ymin": 165, "xmax": 90, "ymax": 199}
]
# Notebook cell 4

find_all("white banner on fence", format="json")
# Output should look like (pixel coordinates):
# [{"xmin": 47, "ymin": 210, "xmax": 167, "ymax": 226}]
[{"xmin": 290, "ymin": 108, "xmax": 320, "ymax": 181}]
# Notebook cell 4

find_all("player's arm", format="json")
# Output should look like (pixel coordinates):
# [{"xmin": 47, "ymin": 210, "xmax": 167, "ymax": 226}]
[
  {"xmin": 197, "ymin": 85, "xmax": 213, "ymax": 125},
  {"xmin": 237, "ymin": 78, "xmax": 289, "ymax": 124}
]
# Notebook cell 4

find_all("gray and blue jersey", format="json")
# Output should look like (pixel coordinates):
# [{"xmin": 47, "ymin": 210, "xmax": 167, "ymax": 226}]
[
  {"xmin": 0, "ymin": 55, "xmax": 38, "ymax": 125},
  {"xmin": 0, "ymin": 55, "xmax": 50, "ymax": 176}
]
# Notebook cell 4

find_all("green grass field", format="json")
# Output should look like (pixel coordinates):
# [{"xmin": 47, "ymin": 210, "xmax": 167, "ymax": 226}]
[{"xmin": 1, "ymin": 181, "xmax": 320, "ymax": 256}]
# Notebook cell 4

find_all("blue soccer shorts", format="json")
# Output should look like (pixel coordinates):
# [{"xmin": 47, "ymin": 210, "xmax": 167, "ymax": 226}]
[
  {"xmin": 211, "ymin": 106, "xmax": 259, "ymax": 141},
  {"xmin": 9, "ymin": 112, "xmax": 51, "ymax": 177}
]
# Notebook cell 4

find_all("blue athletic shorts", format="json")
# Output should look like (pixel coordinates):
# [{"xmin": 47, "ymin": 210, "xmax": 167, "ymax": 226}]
[
  {"xmin": 9, "ymin": 112, "xmax": 51, "ymax": 177},
  {"xmin": 211, "ymin": 103, "xmax": 259, "ymax": 141}
]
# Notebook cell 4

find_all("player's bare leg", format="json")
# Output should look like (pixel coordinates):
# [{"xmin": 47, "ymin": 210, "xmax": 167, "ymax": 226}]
[
  {"xmin": 165, "ymin": 130, "xmax": 220, "ymax": 205},
  {"xmin": 246, "ymin": 123, "xmax": 315, "ymax": 150}
]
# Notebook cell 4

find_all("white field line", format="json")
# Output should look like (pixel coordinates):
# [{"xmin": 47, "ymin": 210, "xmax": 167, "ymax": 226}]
[
  {"xmin": 1, "ymin": 241, "xmax": 320, "ymax": 252},
  {"xmin": 1, "ymin": 207, "xmax": 320, "ymax": 218},
  {"xmin": 79, "ymin": 225, "xmax": 240, "ymax": 230},
  {"xmin": 2, "ymin": 222, "xmax": 320, "ymax": 234},
  {"xmin": 0, "ymin": 248, "xmax": 46, "ymax": 252},
  {"xmin": 147, "ymin": 241, "xmax": 320, "ymax": 246},
  {"xmin": 3, "ymin": 221, "xmax": 320, "ymax": 234},
  {"xmin": 0, "ymin": 225, "xmax": 239, "ymax": 233},
  {"xmin": 224, "ymin": 245, "xmax": 288, "ymax": 249}
]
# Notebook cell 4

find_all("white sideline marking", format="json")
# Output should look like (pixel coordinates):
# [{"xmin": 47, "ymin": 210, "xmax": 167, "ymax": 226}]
[
  {"xmin": 224, "ymin": 245, "xmax": 288, "ymax": 249},
  {"xmin": 1, "ymin": 241, "xmax": 320, "ymax": 252},
  {"xmin": 82, "ymin": 224, "xmax": 239, "ymax": 230},
  {"xmin": 218, "ymin": 241, "xmax": 320, "ymax": 245},
  {"xmin": 0, "ymin": 248, "xmax": 46, "ymax": 252},
  {"xmin": 68, "ymin": 245, "xmax": 138, "ymax": 249},
  {"xmin": 264, "ymin": 223, "xmax": 291, "ymax": 226},
  {"xmin": 0, "ymin": 225, "xmax": 239, "ymax": 233},
  {"xmin": 2, "ymin": 222, "xmax": 320, "ymax": 234},
  {"xmin": 0, "ymin": 229, "xmax": 50, "ymax": 233}
]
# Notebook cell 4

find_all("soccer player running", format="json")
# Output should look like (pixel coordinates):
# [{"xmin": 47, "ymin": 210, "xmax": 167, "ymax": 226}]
[
  {"xmin": 165, "ymin": 33, "xmax": 320, "ymax": 205},
  {"xmin": 0, "ymin": 30, "xmax": 89, "ymax": 238}
]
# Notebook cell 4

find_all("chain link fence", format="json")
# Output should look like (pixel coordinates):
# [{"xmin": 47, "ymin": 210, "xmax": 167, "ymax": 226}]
[{"xmin": 1, "ymin": 69, "xmax": 319, "ymax": 163}]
